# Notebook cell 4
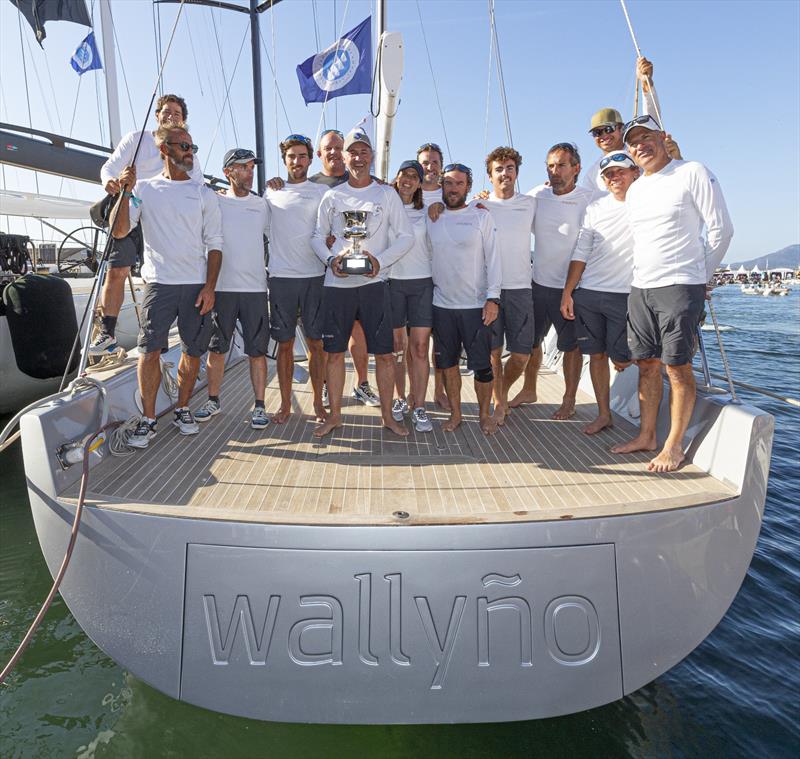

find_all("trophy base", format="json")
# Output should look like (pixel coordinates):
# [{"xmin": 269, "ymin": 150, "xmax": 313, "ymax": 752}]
[{"xmin": 341, "ymin": 256, "xmax": 373, "ymax": 275}]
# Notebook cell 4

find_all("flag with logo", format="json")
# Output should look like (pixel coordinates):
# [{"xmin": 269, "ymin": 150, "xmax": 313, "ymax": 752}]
[
  {"xmin": 11, "ymin": 0, "xmax": 92, "ymax": 46},
  {"xmin": 70, "ymin": 31, "xmax": 102, "ymax": 75},
  {"xmin": 296, "ymin": 17, "xmax": 372, "ymax": 105}
]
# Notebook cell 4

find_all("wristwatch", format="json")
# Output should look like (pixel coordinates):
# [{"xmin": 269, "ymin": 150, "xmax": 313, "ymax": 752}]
[
  {"xmin": 326, "ymin": 255, "xmax": 336, "ymax": 268},
  {"xmin": 487, "ymin": 297, "xmax": 501, "ymax": 305}
]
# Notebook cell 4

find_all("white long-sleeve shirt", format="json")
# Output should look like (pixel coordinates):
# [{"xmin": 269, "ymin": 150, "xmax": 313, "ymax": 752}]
[
  {"xmin": 571, "ymin": 193, "xmax": 634, "ymax": 293},
  {"xmin": 626, "ymin": 159, "xmax": 733, "ymax": 288},
  {"xmin": 217, "ymin": 191, "xmax": 269, "ymax": 292},
  {"xmin": 581, "ymin": 86, "xmax": 661, "ymax": 193},
  {"xmin": 100, "ymin": 130, "xmax": 204, "ymax": 186},
  {"xmin": 265, "ymin": 180, "xmax": 327, "ymax": 278},
  {"xmin": 390, "ymin": 204, "xmax": 432, "ymax": 279},
  {"xmin": 311, "ymin": 181, "xmax": 414, "ymax": 288},
  {"xmin": 527, "ymin": 184, "xmax": 597, "ymax": 289},
  {"xmin": 483, "ymin": 192, "xmax": 536, "ymax": 290},
  {"xmin": 128, "ymin": 176, "xmax": 222, "ymax": 285},
  {"xmin": 427, "ymin": 205, "xmax": 501, "ymax": 309}
]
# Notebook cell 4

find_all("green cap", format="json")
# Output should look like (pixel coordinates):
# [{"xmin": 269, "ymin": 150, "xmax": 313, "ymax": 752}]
[{"xmin": 589, "ymin": 108, "xmax": 623, "ymax": 131}]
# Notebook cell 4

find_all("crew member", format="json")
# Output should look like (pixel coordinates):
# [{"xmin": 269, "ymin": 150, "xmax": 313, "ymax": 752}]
[
  {"xmin": 111, "ymin": 124, "xmax": 222, "ymax": 448},
  {"xmin": 611, "ymin": 116, "xmax": 733, "ymax": 471},
  {"xmin": 428, "ymin": 163, "xmax": 502, "ymax": 436},
  {"xmin": 561, "ymin": 150, "xmax": 639, "ymax": 434},
  {"xmin": 92, "ymin": 94, "xmax": 204, "ymax": 355},
  {"xmin": 265, "ymin": 134, "xmax": 328, "ymax": 423},
  {"xmin": 311, "ymin": 128, "xmax": 414, "ymax": 438},
  {"xmin": 193, "ymin": 149, "xmax": 270, "ymax": 429},
  {"xmin": 389, "ymin": 159, "xmax": 434, "ymax": 433},
  {"xmin": 482, "ymin": 146, "xmax": 536, "ymax": 425},
  {"xmin": 511, "ymin": 143, "xmax": 596, "ymax": 420}
]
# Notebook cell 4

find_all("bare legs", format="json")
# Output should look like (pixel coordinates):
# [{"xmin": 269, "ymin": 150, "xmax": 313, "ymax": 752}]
[
  {"xmin": 137, "ymin": 349, "xmax": 200, "ymax": 419},
  {"xmin": 441, "ymin": 367, "xmax": 497, "ymax": 436},
  {"xmin": 509, "ymin": 345, "xmax": 580, "ymax": 419},
  {"xmin": 491, "ymin": 348, "xmax": 529, "ymax": 425},
  {"xmin": 349, "ymin": 320, "xmax": 370, "ymax": 387},
  {"xmin": 584, "ymin": 353, "xmax": 614, "ymax": 434},
  {"xmin": 99, "ymin": 266, "xmax": 129, "ymax": 320},
  {"xmin": 509, "ymin": 345, "xmax": 542, "ymax": 407},
  {"xmin": 394, "ymin": 327, "xmax": 431, "ymax": 408},
  {"xmin": 274, "ymin": 337, "xmax": 327, "ymax": 423}
]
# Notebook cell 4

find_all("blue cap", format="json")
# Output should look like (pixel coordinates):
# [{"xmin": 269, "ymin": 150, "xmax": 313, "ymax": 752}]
[{"xmin": 396, "ymin": 160, "xmax": 424, "ymax": 181}]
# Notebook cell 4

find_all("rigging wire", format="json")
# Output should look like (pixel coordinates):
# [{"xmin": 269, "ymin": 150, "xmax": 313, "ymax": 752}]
[
  {"xmin": 482, "ymin": 4, "xmax": 495, "ymax": 191},
  {"xmin": 270, "ymin": 0, "xmax": 279, "ymax": 176},
  {"xmin": 201, "ymin": 9, "xmax": 229, "ymax": 147},
  {"xmin": 210, "ymin": 5, "xmax": 239, "ymax": 144},
  {"xmin": 151, "ymin": 0, "xmax": 162, "ymax": 96},
  {"xmin": 258, "ymin": 30, "xmax": 293, "ymax": 135},
  {"xmin": 184, "ymin": 11, "xmax": 205, "ymax": 96},
  {"xmin": 311, "ymin": 0, "xmax": 324, "ymax": 130},
  {"xmin": 618, "ymin": 0, "xmax": 664, "ymax": 128},
  {"xmin": 108, "ymin": 2, "xmax": 137, "ymax": 124},
  {"xmin": 414, "ymin": 0, "xmax": 452, "ymax": 162},
  {"xmin": 490, "ymin": 0, "xmax": 514, "ymax": 149},
  {"xmin": 314, "ymin": 0, "xmax": 351, "ymax": 147}
]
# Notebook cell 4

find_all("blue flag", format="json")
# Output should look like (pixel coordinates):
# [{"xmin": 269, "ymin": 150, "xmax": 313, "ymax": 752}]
[
  {"xmin": 296, "ymin": 17, "xmax": 372, "ymax": 105},
  {"xmin": 70, "ymin": 31, "xmax": 102, "ymax": 75}
]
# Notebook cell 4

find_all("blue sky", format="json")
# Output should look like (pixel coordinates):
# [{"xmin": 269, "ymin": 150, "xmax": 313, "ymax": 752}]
[{"xmin": 1, "ymin": 0, "xmax": 798, "ymax": 264}]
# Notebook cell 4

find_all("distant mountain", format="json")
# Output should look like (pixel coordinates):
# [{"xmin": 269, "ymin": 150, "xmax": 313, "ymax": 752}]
[{"xmin": 727, "ymin": 244, "xmax": 799, "ymax": 270}]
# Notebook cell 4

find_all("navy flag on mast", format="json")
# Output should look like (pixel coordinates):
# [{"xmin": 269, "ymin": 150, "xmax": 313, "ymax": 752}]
[
  {"xmin": 10, "ymin": 0, "xmax": 92, "ymax": 47},
  {"xmin": 296, "ymin": 16, "xmax": 372, "ymax": 105}
]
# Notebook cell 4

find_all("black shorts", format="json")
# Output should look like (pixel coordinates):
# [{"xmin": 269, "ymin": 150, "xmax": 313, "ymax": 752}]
[
  {"xmin": 137, "ymin": 283, "xmax": 213, "ymax": 357},
  {"xmin": 433, "ymin": 306, "xmax": 492, "ymax": 371},
  {"xmin": 573, "ymin": 288, "xmax": 631, "ymax": 363},
  {"xmin": 627, "ymin": 284, "xmax": 705, "ymax": 366},
  {"xmin": 269, "ymin": 275, "xmax": 325, "ymax": 343},
  {"xmin": 389, "ymin": 277, "xmax": 434, "ymax": 329},
  {"xmin": 108, "ymin": 226, "xmax": 142, "ymax": 269},
  {"xmin": 210, "ymin": 291, "xmax": 269, "ymax": 357},
  {"xmin": 532, "ymin": 281, "xmax": 577, "ymax": 352},
  {"xmin": 491, "ymin": 287, "xmax": 535, "ymax": 354},
  {"xmin": 321, "ymin": 282, "xmax": 393, "ymax": 355}
]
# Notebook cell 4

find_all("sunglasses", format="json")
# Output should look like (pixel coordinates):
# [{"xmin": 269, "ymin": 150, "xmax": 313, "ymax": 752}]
[
  {"xmin": 623, "ymin": 115, "xmax": 662, "ymax": 138},
  {"xmin": 443, "ymin": 162, "xmax": 472, "ymax": 180},
  {"xmin": 319, "ymin": 129, "xmax": 344, "ymax": 139},
  {"xmin": 283, "ymin": 133, "xmax": 312, "ymax": 146},
  {"xmin": 167, "ymin": 141, "xmax": 198, "ymax": 154},
  {"xmin": 548, "ymin": 142, "xmax": 580, "ymax": 159},
  {"xmin": 599, "ymin": 152, "xmax": 634, "ymax": 170},
  {"xmin": 417, "ymin": 142, "xmax": 443, "ymax": 157},
  {"xmin": 590, "ymin": 125, "xmax": 619, "ymax": 138}
]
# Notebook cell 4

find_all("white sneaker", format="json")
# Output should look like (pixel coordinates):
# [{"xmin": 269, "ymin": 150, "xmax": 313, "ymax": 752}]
[
  {"xmin": 352, "ymin": 382, "xmax": 380, "ymax": 406},
  {"xmin": 321, "ymin": 383, "xmax": 330, "ymax": 408},
  {"xmin": 391, "ymin": 398, "xmax": 409, "ymax": 422},
  {"xmin": 173, "ymin": 407, "xmax": 199, "ymax": 435},
  {"xmin": 195, "ymin": 398, "xmax": 221, "ymax": 422},
  {"xmin": 412, "ymin": 407, "xmax": 433, "ymax": 433},
  {"xmin": 87, "ymin": 330, "xmax": 117, "ymax": 356},
  {"xmin": 250, "ymin": 406, "xmax": 269, "ymax": 429},
  {"xmin": 127, "ymin": 418, "xmax": 157, "ymax": 449}
]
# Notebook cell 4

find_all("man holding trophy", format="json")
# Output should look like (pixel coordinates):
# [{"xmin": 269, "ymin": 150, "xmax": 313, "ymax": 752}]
[{"xmin": 311, "ymin": 128, "xmax": 414, "ymax": 437}]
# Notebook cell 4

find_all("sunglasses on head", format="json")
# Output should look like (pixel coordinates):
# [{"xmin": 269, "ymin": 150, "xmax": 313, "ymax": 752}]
[
  {"xmin": 599, "ymin": 153, "xmax": 634, "ymax": 170},
  {"xmin": 590, "ymin": 125, "xmax": 619, "ymax": 138},
  {"xmin": 320, "ymin": 129, "xmax": 343, "ymax": 138},
  {"xmin": 417, "ymin": 142, "xmax": 443, "ymax": 156},
  {"xmin": 283, "ymin": 133, "xmax": 312, "ymax": 147},
  {"xmin": 623, "ymin": 115, "xmax": 662, "ymax": 137},
  {"xmin": 443, "ymin": 162, "xmax": 472, "ymax": 180},
  {"xmin": 167, "ymin": 141, "xmax": 198, "ymax": 154}
]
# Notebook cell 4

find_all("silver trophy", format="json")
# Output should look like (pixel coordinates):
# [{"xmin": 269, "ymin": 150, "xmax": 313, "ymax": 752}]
[{"xmin": 339, "ymin": 210, "xmax": 373, "ymax": 275}]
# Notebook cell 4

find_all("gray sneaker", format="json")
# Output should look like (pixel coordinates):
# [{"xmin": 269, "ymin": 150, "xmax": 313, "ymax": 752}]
[
  {"xmin": 127, "ymin": 418, "xmax": 157, "ymax": 449},
  {"xmin": 173, "ymin": 407, "xmax": 199, "ymax": 435},
  {"xmin": 352, "ymin": 382, "xmax": 380, "ymax": 406},
  {"xmin": 412, "ymin": 407, "xmax": 433, "ymax": 433},
  {"xmin": 321, "ymin": 383, "xmax": 330, "ymax": 408},
  {"xmin": 88, "ymin": 330, "xmax": 118, "ymax": 356},
  {"xmin": 391, "ymin": 398, "xmax": 409, "ymax": 421},
  {"xmin": 195, "ymin": 398, "xmax": 221, "ymax": 422},
  {"xmin": 250, "ymin": 406, "xmax": 269, "ymax": 429}
]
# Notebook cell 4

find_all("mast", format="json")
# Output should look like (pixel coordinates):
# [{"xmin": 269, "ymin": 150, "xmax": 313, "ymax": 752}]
[
  {"xmin": 373, "ymin": 1, "xmax": 403, "ymax": 182},
  {"xmin": 250, "ymin": 0, "xmax": 265, "ymax": 194},
  {"xmin": 99, "ymin": 0, "xmax": 122, "ymax": 147}
]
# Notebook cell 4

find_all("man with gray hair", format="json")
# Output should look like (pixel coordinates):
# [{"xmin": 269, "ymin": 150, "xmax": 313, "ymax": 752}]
[{"xmin": 111, "ymin": 123, "xmax": 222, "ymax": 449}]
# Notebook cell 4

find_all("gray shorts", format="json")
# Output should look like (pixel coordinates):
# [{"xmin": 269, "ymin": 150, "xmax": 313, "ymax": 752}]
[
  {"xmin": 627, "ymin": 284, "xmax": 705, "ymax": 366},
  {"xmin": 389, "ymin": 277, "xmax": 434, "ymax": 329},
  {"xmin": 573, "ymin": 288, "xmax": 631, "ymax": 363},
  {"xmin": 108, "ymin": 226, "xmax": 142, "ymax": 269},
  {"xmin": 269, "ymin": 276, "xmax": 325, "ymax": 343},
  {"xmin": 210, "ymin": 291, "xmax": 269, "ymax": 357},
  {"xmin": 322, "ymin": 282, "xmax": 394, "ymax": 355},
  {"xmin": 137, "ymin": 283, "xmax": 213, "ymax": 357},
  {"xmin": 491, "ymin": 287, "xmax": 535, "ymax": 354},
  {"xmin": 532, "ymin": 281, "xmax": 577, "ymax": 352},
  {"xmin": 433, "ymin": 306, "xmax": 492, "ymax": 371}
]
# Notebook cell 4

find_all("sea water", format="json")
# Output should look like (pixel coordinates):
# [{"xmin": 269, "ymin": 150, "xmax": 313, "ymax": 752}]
[{"xmin": 1, "ymin": 285, "xmax": 797, "ymax": 758}]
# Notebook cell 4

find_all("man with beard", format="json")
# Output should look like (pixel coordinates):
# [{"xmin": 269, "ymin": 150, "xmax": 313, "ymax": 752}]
[
  {"xmin": 482, "ymin": 146, "xmax": 536, "ymax": 425},
  {"xmin": 611, "ymin": 116, "xmax": 733, "ymax": 472},
  {"xmin": 510, "ymin": 143, "xmax": 597, "ymax": 420},
  {"xmin": 111, "ymin": 124, "xmax": 222, "ymax": 449},
  {"xmin": 265, "ymin": 134, "xmax": 328, "ymax": 423},
  {"xmin": 428, "ymin": 164, "xmax": 502, "ymax": 437},
  {"xmin": 92, "ymin": 94, "xmax": 204, "ymax": 356},
  {"xmin": 193, "ymin": 148, "xmax": 270, "ymax": 430},
  {"xmin": 561, "ymin": 150, "xmax": 639, "ymax": 435},
  {"xmin": 311, "ymin": 128, "xmax": 414, "ymax": 438}
]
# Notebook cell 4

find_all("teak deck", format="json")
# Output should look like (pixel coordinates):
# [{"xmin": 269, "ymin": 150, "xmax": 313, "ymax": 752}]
[{"xmin": 64, "ymin": 360, "xmax": 735, "ymax": 524}]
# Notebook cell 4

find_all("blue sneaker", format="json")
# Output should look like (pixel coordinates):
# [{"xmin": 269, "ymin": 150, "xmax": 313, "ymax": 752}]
[
  {"xmin": 195, "ymin": 399, "xmax": 221, "ymax": 422},
  {"xmin": 87, "ymin": 330, "xmax": 118, "ymax": 355}
]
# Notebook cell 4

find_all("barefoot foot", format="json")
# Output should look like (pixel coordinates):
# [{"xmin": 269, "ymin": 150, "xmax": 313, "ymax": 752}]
[
  {"xmin": 313, "ymin": 415, "xmax": 343, "ymax": 438},
  {"xmin": 583, "ymin": 414, "xmax": 613, "ymax": 435},
  {"xmin": 551, "ymin": 401, "xmax": 576, "ymax": 420},
  {"xmin": 480, "ymin": 415, "xmax": 498, "ymax": 436},
  {"xmin": 492, "ymin": 403, "xmax": 508, "ymax": 426},
  {"xmin": 647, "ymin": 445, "xmax": 685, "ymax": 472},
  {"xmin": 383, "ymin": 418, "xmax": 410, "ymax": 437},
  {"xmin": 313, "ymin": 403, "xmax": 328, "ymax": 422},
  {"xmin": 442, "ymin": 415, "xmax": 462, "ymax": 432},
  {"xmin": 272, "ymin": 407, "xmax": 291, "ymax": 424},
  {"xmin": 435, "ymin": 393, "xmax": 451, "ymax": 411},
  {"xmin": 509, "ymin": 389, "xmax": 537, "ymax": 408},
  {"xmin": 611, "ymin": 434, "xmax": 657, "ymax": 454}
]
